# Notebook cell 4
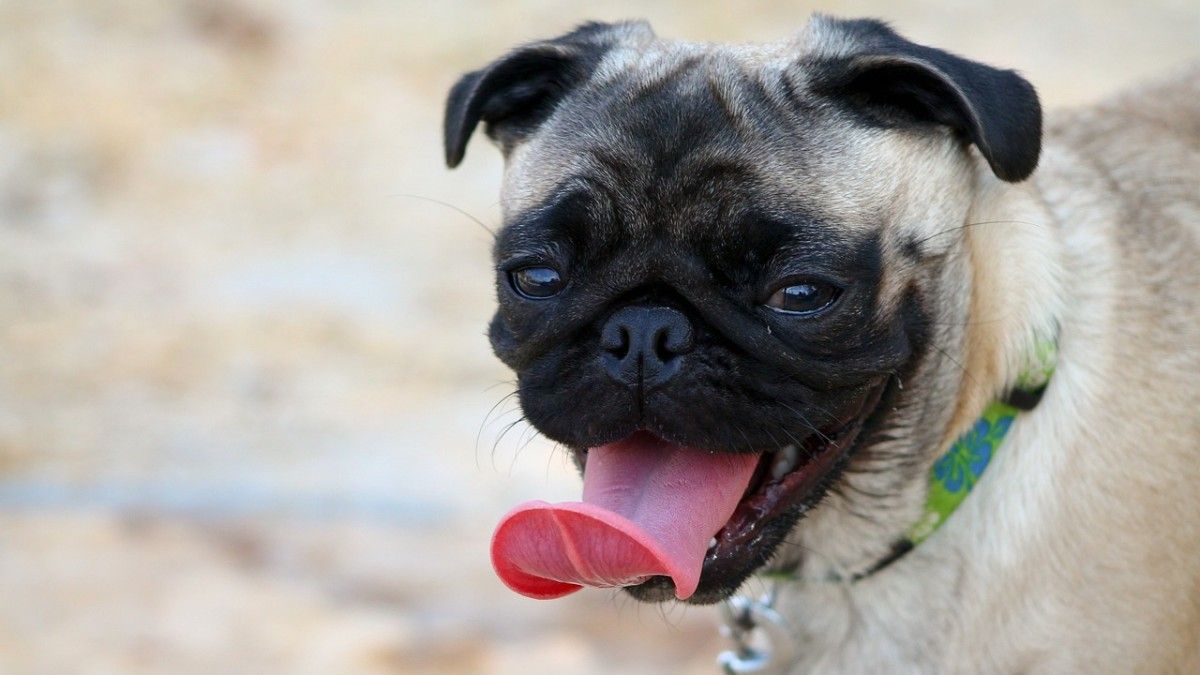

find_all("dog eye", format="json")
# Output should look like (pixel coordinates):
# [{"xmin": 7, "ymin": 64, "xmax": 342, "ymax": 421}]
[
  {"xmin": 765, "ymin": 279, "xmax": 840, "ymax": 315},
  {"xmin": 509, "ymin": 266, "xmax": 565, "ymax": 299}
]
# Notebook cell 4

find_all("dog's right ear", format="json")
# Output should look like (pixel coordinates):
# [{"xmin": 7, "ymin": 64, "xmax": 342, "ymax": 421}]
[{"xmin": 443, "ymin": 21, "xmax": 649, "ymax": 168}]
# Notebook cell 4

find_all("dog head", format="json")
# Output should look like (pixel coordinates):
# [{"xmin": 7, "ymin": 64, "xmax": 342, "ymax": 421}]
[{"xmin": 446, "ymin": 16, "xmax": 1053, "ymax": 603}]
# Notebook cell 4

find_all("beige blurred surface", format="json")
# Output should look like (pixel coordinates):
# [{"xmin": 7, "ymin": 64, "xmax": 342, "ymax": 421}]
[{"xmin": 0, "ymin": 1, "xmax": 1195, "ymax": 673}]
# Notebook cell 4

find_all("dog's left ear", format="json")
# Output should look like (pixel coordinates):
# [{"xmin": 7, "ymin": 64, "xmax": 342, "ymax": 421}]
[
  {"xmin": 808, "ymin": 17, "xmax": 1042, "ymax": 182},
  {"xmin": 443, "ymin": 21, "xmax": 650, "ymax": 168}
]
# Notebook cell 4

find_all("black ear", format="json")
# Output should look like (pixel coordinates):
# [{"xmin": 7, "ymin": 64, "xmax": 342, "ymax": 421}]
[
  {"xmin": 809, "ymin": 18, "xmax": 1042, "ymax": 182},
  {"xmin": 443, "ymin": 21, "xmax": 641, "ymax": 168}
]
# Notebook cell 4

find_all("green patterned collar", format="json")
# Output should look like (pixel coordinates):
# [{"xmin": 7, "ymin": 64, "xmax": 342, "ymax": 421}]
[
  {"xmin": 869, "ymin": 338, "xmax": 1058, "ymax": 579},
  {"xmin": 910, "ymin": 339, "xmax": 1057, "ymax": 545}
]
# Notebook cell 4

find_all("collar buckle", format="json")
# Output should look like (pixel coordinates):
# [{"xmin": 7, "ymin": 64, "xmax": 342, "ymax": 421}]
[{"xmin": 718, "ymin": 584, "xmax": 797, "ymax": 674}]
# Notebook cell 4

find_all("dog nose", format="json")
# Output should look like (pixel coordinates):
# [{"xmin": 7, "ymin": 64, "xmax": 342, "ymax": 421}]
[{"xmin": 600, "ymin": 306, "xmax": 694, "ymax": 389}]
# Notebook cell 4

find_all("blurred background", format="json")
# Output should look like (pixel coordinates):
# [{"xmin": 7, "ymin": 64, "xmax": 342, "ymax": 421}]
[{"xmin": 0, "ymin": 1, "xmax": 1195, "ymax": 673}]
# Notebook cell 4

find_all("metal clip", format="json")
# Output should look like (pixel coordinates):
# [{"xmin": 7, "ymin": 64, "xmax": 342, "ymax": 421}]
[{"xmin": 717, "ymin": 584, "xmax": 796, "ymax": 674}]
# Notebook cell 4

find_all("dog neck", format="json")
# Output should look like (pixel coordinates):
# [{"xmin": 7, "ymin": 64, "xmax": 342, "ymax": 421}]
[
  {"xmin": 718, "ymin": 340, "xmax": 1055, "ymax": 671},
  {"xmin": 718, "ymin": 170, "xmax": 1067, "ymax": 673},
  {"xmin": 748, "ymin": 332, "xmax": 1057, "ymax": 593},
  {"xmin": 841, "ymin": 335, "xmax": 1057, "ymax": 582}
]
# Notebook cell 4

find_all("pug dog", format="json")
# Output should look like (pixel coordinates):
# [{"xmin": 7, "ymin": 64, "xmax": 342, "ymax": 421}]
[{"xmin": 443, "ymin": 15, "xmax": 1200, "ymax": 673}]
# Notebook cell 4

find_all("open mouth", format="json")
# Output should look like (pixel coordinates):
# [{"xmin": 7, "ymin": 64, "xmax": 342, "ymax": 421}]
[
  {"xmin": 489, "ymin": 381, "xmax": 887, "ymax": 604},
  {"xmin": 625, "ymin": 382, "xmax": 885, "ymax": 603}
]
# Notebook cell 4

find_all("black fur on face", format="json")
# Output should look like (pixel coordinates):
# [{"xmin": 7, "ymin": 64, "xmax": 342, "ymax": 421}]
[
  {"xmin": 490, "ymin": 186, "xmax": 912, "ymax": 453},
  {"xmin": 448, "ymin": 16, "xmax": 1040, "ymax": 602}
]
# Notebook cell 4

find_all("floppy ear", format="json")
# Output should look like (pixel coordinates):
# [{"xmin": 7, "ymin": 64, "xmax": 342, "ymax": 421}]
[
  {"xmin": 809, "ymin": 18, "xmax": 1042, "ymax": 182},
  {"xmin": 443, "ymin": 21, "xmax": 643, "ymax": 168}
]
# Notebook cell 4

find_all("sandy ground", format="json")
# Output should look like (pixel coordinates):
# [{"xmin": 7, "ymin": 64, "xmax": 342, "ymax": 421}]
[{"xmin": 0, "ymin": 1, "xmax": 1196, "ymax": 673}]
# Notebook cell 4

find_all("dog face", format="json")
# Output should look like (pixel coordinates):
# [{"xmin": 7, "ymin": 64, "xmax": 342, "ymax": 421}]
[{"xmin": 445, "ymin": 16, "xmax": 1041, "ymax": 603}]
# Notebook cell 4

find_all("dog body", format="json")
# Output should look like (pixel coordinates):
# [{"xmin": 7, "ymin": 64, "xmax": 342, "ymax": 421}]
[
  {"xmin": 445, "ymin": 16, "xmax": 1200, "ymax": 672},
  {"xmin": 780, "ymin": 68, "xmax": 1200, "ymax": 673}
]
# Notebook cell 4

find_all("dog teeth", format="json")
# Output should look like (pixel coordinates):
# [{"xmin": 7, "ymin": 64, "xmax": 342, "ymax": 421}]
[
  {"xmin": 708, "ymin": 537, "xmax": 718, "ymax": 549},
  {"xmin": 770, "ymin": 444, "xmax": 799, "ymax": 480}
]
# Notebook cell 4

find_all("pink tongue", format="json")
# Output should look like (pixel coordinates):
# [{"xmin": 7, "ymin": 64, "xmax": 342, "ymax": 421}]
[{"xmin": 490, "ymin": 434, "xmax": 759, "ymax": 600}]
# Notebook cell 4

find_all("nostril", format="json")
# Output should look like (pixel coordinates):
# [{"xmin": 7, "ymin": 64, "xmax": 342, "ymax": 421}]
[
  {"xmin": 611, "ymin": 326, "xmax": 631, "ymax": 359},
  {"xmin": 653, "ymin": 328, "xmax": 673, "ymax": 363},
  {"xmin": 657, "ymin": 318, "xmax": 694, "ymax": 360},
  {"xmin": 600, "ymin": 317, "xmax": 632, "ymax": 359}
]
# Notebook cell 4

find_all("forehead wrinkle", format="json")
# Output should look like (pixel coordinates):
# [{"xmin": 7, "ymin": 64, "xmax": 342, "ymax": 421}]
[
  {"xmin": 671, "ymin": 154, "xmax": 758, "ymax": 196},
  {"xmin": 582, "ymin": 147, "xmax": 641, "ymax": 201},
  {"xmin": 705, "ymin": 60, "xmax": 807, "ymax": 144},
  {"xmin": 620, "ymin": 52, "xmax": 706, "ymax": 107},
  {"xmin": 704, "ymin": 61, "xmax": 756, "ymax": 137}
]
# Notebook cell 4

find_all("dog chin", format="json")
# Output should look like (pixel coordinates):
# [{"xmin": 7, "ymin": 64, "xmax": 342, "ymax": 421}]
[{"xmin": 561, "ymin": 377, "xmax": 891, "ymax": 605}]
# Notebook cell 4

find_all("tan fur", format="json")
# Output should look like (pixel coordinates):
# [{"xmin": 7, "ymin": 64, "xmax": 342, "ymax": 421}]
[{"xmin": 776, "ymin": 64, "xmax": 1200, "ymax": 673}]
